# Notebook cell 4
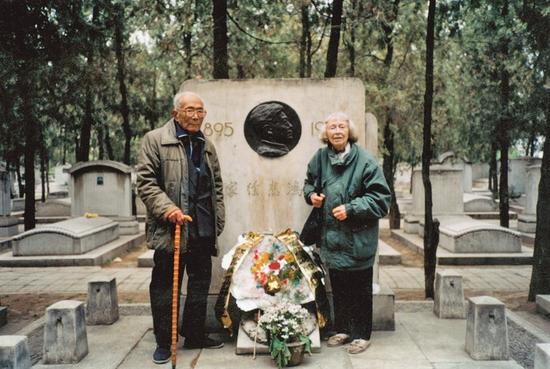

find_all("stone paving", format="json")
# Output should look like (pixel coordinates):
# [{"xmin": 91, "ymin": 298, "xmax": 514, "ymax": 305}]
[{"xmin": 0, "ymin": 264, "xmax": 532, "ymax": 295}]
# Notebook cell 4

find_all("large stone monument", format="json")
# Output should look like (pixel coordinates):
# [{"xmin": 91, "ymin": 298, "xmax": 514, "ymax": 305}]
[
  {"xmin": 69, "ymin": 161, "xmax": 138, "ymax": 235},
  {"xmin": 0, "ymin": 167, "xmax": 18, "ymax": 237},
  {"xmin": 517, "ymin": 164, "xmax": 541, "ymax": 233},
  {"xmin": 181, "ymin": 78, "xmax": 378, "ymax": 290}
]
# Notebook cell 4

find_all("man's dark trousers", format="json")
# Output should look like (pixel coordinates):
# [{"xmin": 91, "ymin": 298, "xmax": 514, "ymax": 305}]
[{"xmin": 150, "ymin": 239, "xmax": 212, "ymax": 348}]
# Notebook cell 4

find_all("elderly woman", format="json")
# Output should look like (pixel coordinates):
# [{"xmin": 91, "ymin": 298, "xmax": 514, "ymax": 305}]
[{"xmin": 303, "ymin": 112, "xmax": 390, "ymax": 354}]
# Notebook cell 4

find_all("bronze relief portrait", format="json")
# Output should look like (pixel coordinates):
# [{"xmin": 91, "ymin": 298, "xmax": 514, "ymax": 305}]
[{"xmin": 244, "ymin": 101, "xmax": 301, "ymax": 158}]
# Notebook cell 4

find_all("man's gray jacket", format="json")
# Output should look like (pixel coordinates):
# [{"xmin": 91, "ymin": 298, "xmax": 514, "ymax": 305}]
[{"xmin": 136, "ymin": 119, "xmax": 225, "ymax": 255}]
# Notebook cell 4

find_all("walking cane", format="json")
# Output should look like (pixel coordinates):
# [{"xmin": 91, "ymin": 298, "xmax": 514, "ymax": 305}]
[{"xmin": 171, "ymin": 224, "xmax": 182, "ymax": 369}]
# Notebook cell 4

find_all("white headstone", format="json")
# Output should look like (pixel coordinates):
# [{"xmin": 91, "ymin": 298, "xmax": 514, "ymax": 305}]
[
  {"xmin": 509, "ymin": 157, "xmax": 541, "ymax": 195},
  {"xmin": 517, "ymin": 164, "xmax": 541, "ymax": 233},
  {"xmin": 181, "ymin": 78, "xmax": 377, "ymax": 290},
  {"xmin": 69, "ymin": 161, "xmax": 132, "ymax": 217},
  {"xmin": 409, "ymin": 165, "xmax": 464, "ymax": 217},
  {"xmin": 54, "ymin": 164, "xmax": 71, "ymax": 186},
  {"xmin": 0, "ymin": 169, "xmax": 11, "ymax": 216}
]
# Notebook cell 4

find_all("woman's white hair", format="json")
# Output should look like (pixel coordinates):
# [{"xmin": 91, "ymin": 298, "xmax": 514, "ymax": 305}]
[
  {"xmin": 320, "ymin": 111, "xmax": 359, "ymax": 144},
  {"xmin": 173, "ymin": 91, "xmax": 203, "ymax": 109}
]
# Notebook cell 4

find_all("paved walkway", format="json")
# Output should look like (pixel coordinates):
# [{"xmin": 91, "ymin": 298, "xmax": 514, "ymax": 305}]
[{"xmin": 0, "ymin": 264, "xmax": 532, "ymax": 295}]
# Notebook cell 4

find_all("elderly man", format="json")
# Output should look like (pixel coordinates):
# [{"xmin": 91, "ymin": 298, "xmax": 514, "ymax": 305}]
[{"xmin": 137, "ymin": 91, "xmax": 225, "ymax": 364}]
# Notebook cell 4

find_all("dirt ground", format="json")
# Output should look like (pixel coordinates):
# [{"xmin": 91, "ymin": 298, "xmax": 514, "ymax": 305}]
[{"xmin": 0, "ymin": 233, "xmax": 536, "ymax": 336}]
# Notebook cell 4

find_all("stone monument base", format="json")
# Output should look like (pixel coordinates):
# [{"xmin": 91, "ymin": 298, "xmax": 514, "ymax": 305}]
[
  {"xmin": 112, "ymin": 216, "xmax": 139, "ymax": 235},
  {"xmin": 0, "ymin": 216, "xmax": 18, "ymax": 237},
  {"xmin": 517, "ymin": 214, "xmax": 536, "ymax": 233}
]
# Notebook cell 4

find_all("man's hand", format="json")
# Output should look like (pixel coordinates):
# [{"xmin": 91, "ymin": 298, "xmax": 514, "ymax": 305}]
[
  {"xmin": 332, "ymin": 205, "xmax": 347, "ymax": 221},
  {"xmin": 165, "ymin": 208, "xmax": 193, "ymax": 225},
  {"xmin": 310, "ymin": 193, "xmax": 326, "ymax": 208}
]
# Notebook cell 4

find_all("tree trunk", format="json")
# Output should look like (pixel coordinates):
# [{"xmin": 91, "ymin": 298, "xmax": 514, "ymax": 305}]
[
  {"xmin": 114, "ymin": 4, "xmax": 132, "ymax": 165},
  {"xmin": 21, "ymin": 66, "xmax": 36, "ymax": 230},
  {"xmin": 77, "ymin": 4, "xmax": 99, "ymax": 163},
  {"xmin": 346, "ymin": 0, "xmax": 358, "ymax": 77},
  {"xmin": 422, "ymin": 0, "xmax": 437, "ymax": 299},
  {"xmin": 40, "ymin": 139, "xmax": 46, "ymax": 203},
  {"xmin": 15, "ymin": 160, "xmax": 23, "ymax": 197},
  {"xmin": 383, "ymin": 114, "xmax": 401, "ymax": 229},
  {"xmin": 324, "ymin": 0, "xmax": 343, "ymax": 78},
  {"xmin": 528, "ymin": 95, "xmax": 550, "ymax": 300},
  {"xmin": 105, "ymin": 124, "xmax": 115, "ymax": 161},
  {"xmin": 489, "ymin": 140, "xmax": 498, "ymax": 195},
  {"xmin": 212, "ymin": 0, "xmax": 229, "ymax": 79},
  {"xmin": 498, "ymin": 0, "xmax": 510, "ymax": 228},
  {"xmin": 299, "ymin": 4, "xmax": 310, "ymax": 78},
  {"xmin": 97, "ymin": 121, "xmax": 105, "ymax": 160}
]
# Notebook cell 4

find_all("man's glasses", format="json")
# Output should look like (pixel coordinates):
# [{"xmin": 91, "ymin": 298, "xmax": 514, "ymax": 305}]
[{"xmin": 178, "ymin": 108, "xmax": 206, "ymax": 117}]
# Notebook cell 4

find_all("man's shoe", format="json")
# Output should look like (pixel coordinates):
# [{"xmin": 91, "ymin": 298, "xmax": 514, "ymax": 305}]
[
  {"xmin": 152, "ymin": 346, "xmax": 171, "ymax": 364},
  {"xmin": 184, "ymin": 336, "xmax": 224, "ymax": 349},
  {"xmin": 327, "ymin": 333, "xmax": 351, "ymax": 347}
]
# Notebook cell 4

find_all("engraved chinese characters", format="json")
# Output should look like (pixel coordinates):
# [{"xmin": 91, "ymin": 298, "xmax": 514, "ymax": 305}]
[{"xmin": 244, "ymin": 101, "xmax": 302, "ymax": 158}]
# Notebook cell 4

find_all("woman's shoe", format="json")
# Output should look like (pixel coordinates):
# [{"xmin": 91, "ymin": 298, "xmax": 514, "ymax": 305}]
[
  {"xmin": 347, "ymin": 339, "xmax": 371, "ymax": 354},
  {"xmin": 327, "ymin": 333, "xmax": 351, "ymax": 347}
]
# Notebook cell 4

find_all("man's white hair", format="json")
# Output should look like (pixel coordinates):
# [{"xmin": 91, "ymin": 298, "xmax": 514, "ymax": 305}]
[{"xmin": 173, "ymin": 91, "xmax": 204, "ymax": 109}]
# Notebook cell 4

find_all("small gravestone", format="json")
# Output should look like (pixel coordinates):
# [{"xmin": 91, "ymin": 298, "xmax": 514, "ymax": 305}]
[
  {"xmin": 465, "ymin": 296, "xmax": 508, "ymax": 360},
  {"xmin": 536, "ymin": 295, "xmax": 550, "ymax": 317},
  {"xmin": 69, "ymin": 160, "xmax": 138, "ymax": 235},
  {"xmin": 535, "ymin": 343, "xmax": 550, "ymax": 369},
  {"xmin": 0, "ymin": 305, "xmax": 6, "ymax": 327},
  {"xmin": 86, "ymin": 277, "xmax": 119, "ymax": 325},
  {"xmin": 0, "ymin": 336, "xmax": 31, "ymax": 369},
  {"xmin": 0, "ymin": 169, "xmax": 18, "ymax": 237},
  {"xmin": 373, "ymin": 285, "xmax": 395, "ymax": 330},
  {"xmin": 434, "ymin": 270, "xmax": 465, "ymax": 319},
  {"xmin": 518, "ymin": 164, "xmax": 541, "ymax": 233},
  {"xmin": 43, "ymin": 300, "xmax": 88, "ymax": 364}
]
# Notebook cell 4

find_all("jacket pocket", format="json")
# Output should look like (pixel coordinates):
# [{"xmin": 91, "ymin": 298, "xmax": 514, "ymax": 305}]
[
  {"xmin": 325, "ymin": 228, "xmax": 353, "ymax": 252},
  {"xmin": 351, "ymin": 226, "xmax": 376, "ymax": 260}
]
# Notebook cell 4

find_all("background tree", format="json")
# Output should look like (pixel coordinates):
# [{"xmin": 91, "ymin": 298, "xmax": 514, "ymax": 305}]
[
  {"xmin": 324, "ymin": 0, "xmax": 343, "ymax": 77},
  {"xmin": 213, "ymin": 0, "xmax": 229, "ymax": 78},
  {"xmin": 422, "ymin": 0, "xmax": 437, "ymax": 299}
]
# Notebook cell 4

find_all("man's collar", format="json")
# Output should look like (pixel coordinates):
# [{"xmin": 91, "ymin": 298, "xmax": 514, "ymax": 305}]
[{"xmin": 174, "ymin": 121, "xmax": 205, "ymax": 141}]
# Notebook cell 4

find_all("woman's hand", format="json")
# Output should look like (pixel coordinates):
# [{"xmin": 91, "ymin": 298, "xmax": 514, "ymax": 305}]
[
  {"xmin": 310, "ymin": 193, "xmax": 326, "ymax": 208},
  {"xmin": 332, "ymin": 205, "xmax": 347, "ymax": 221}
]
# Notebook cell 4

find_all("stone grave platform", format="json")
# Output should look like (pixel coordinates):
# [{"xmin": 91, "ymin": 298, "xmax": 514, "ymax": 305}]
[
  {"xmin": 0, "ymin": 224, "xmax": 145, "ymax": 267},
  {"xmin": 463, "ymin": 193, "xmax": 497, "ymax": 213},
  {"xmin": 12, "ymin": 217, "xmax": 119, "ymax": 256},
  {"xmin": 391, "ymin": 229, "xmax": 532, "ymax": 265},
  {"xmin": 425, "ymin": 216, "xmax": 522, "ymax": 254}
]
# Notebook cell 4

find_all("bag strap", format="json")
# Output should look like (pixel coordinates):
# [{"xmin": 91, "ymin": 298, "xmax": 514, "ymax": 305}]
[{"xmin": 315, "ymin": 148, "xmax": 323, "ymax": 195}]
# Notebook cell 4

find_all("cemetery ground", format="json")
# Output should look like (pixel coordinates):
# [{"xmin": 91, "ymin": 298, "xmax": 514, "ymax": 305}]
[{"xmin": 1, "ymin": 224, "xmax": 549, "ymax": 369}]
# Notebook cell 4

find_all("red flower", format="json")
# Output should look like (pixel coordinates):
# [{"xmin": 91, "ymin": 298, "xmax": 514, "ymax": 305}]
[{"xmin": 269, "ymin": 261, "xmax": 281, "ymax": 270}]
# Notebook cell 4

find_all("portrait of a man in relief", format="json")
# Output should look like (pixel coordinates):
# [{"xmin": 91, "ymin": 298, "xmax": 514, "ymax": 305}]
[{"xmin": 244, "ymin": 101, "xmax": 301, "ymax": 158}]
